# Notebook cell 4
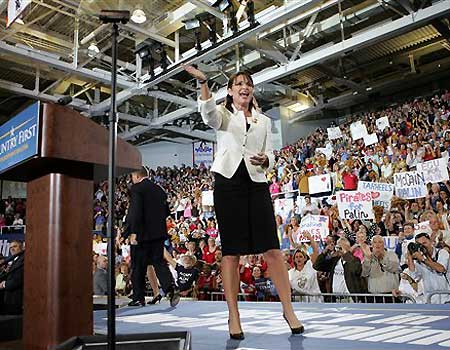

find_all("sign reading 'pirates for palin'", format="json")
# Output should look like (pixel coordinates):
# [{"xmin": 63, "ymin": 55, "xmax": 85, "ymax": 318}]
[{"xmin": 0, "ymin": 102, "xmax": 40, "ymax": 174}]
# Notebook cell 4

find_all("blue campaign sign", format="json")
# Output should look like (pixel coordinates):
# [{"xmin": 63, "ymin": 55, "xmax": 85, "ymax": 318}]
[{"xmin": 0, "ymin": 102, "xmax": 40, "ymax": 174}]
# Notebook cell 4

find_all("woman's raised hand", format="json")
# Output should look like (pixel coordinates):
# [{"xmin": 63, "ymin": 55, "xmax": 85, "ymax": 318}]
[{"xmin": 182, "ymin": 64, "xmax": 207, "ymax": 81}]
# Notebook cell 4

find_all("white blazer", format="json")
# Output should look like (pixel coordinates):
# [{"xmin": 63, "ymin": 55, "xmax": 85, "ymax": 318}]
[{"xmin": 198, "ymin": 95, "xmax": 275, "ymax": 183}]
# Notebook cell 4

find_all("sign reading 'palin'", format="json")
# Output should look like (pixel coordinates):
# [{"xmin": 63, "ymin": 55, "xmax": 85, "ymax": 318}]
[
  {"xmin": 394, "ymin": 171, "xmax": 427, "ymax": 199},
  {"xmin": 337, "ymin": 190, "xmax": 374, "ymax": 220}
]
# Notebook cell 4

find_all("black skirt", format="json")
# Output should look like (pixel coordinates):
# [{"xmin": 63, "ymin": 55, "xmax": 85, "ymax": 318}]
[{"xmin": 213, "ymin": 160, "xmax": 279, "ymax": 256}]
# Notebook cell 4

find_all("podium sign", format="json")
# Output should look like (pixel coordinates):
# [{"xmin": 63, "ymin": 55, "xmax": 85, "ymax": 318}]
[{"xmin": 0, "ymin": 102, "xmax": 39, "ymax": 173}]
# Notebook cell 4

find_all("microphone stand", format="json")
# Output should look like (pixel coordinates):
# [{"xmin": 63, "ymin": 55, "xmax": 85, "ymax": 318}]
[{"xmin": 98, "ymin": 10, "xmax": 130, "ymax": 350}]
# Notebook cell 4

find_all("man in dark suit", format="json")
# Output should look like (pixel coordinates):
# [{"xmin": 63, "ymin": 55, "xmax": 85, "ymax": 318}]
[
  {"xmin": 0, "ymin": 240, "xmax": 25, "ymax": 315},
  {"xmin": 127, "ymin": 166, "xmax": 180, "ymax": 307}
]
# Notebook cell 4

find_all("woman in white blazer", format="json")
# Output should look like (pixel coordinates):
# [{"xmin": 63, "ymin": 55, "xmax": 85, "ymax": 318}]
[{"xmin": 184, "ymin": 65, "xmax": 304, "ymax": 339}]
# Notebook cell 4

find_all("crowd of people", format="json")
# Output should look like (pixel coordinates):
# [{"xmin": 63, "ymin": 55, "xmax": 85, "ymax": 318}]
[
  {"xmin": 90, "ymin": 88, "xmax": 449, "ymax": 304},
  {"xmin": 0, "ymin": 196, "xmax": 26, "ymax": 230}
]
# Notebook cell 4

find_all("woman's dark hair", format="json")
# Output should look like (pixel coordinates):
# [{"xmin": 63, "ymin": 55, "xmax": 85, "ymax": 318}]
[{"xmin": 225, "ymin": 71, "xmax": 255, "ymax": 113}]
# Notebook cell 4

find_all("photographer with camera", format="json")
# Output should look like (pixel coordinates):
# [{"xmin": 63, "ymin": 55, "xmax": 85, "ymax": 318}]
[{"xmin": 407, "ymin": 232, "xmax": 450, "ymax": 303}]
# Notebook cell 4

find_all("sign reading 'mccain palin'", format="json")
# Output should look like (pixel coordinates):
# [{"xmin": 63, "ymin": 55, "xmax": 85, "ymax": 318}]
[{"xmin": 0, "ymin": 102, "xmax": 39, "ymax": 174}]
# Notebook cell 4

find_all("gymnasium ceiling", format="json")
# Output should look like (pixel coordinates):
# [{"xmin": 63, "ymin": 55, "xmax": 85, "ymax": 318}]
[{"xmin": 0, "ymin": 0, "xmax": 449, "ymax": 145}]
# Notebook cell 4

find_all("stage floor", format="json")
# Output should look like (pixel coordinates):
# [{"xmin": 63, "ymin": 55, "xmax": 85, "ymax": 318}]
[{"xmin": 94, "ymin": 301, "xmax": 450, "ymax": 350}]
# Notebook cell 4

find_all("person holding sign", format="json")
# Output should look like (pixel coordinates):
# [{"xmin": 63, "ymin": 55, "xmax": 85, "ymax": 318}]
[
  {"xmin": 184, "ymin": 65, "xmax": 303, "ymax": 338},
  {"xmin": 288, "ymin": 232, "xmax": 322, "ymax": 302}
]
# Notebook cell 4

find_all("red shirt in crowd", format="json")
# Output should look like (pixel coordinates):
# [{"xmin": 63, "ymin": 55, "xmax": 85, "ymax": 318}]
[
  {"xmin": 202, "ymin": 246, "xmax": 217, "ymax": 264},
  {"xmin": 342, "ymin": 171, "xmax": 358, "ymax": 190},
  {"xmin": 240, "ymin": 265, "xmax": 253, "ymax": 286}
]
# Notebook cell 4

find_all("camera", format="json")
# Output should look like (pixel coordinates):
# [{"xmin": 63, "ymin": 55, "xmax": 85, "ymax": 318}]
[{"xmin": 407, "ymin": 242, "xmax": 427, "ymax": 257}]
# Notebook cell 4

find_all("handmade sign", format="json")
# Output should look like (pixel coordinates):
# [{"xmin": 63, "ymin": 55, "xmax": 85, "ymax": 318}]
[
  {"xmin": 308, "ymin": 174, "xmax": 332, "ymax": 194},
  {"xmin": 202, "ymin": 190, "xmax": 214, "ymax": 206},
  {"xmin": 383, "ymin": 236, "xmax": 398, "ymax": 252},
  {"xmin": 350, "ymin": 121, "xmax": 368, "ymax": 140},
  {"xmin": 363, "ymin": 133, "xmax": 378, "ymax": 146},
  {"xmin": 357, "ymin": 181, "xmax": 394, "ymax": 210},
  {"xmin": 316, "ymin": 143, "xmax": 333, "ymax": 160},
  {"xmin": 274, "ymin": 198, "xmax": 294, "ymax": 222},
  {"xmin": 298, "ymin": 215, "xmax": 329, "ymax": 242},
  {"xmin": 376, "ymin": 116, "xmax": 390, "ymax": 131},
  {"xmin": 336, "ymin": 190, "xmax": 374, "ymax": 220},
  {"xmin": 416, "ymin": 158, "xmax": 449, "ymax": 184},
  {"xmin": 414, "ymin": 221, "xmax": 432, "ymax": 236},
  {"xmin": 327, "ymin": 127, "xmax": 343, "ymax": 140},
  {"xmin": 394, "ymin": 171, "xmax": 427, "ymax": 199}
]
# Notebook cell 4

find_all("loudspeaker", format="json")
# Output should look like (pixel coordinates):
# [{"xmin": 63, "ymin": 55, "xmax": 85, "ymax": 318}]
[{"xmin": 56, "ymin": 332, "xmax": 191, "ymax": 350}]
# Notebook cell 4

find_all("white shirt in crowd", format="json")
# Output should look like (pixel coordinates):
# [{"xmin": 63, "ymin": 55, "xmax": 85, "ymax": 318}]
[
  {"xmin": 399, "ymin": 268, "xmax": 425, "ymax": 304},
  {"xmin": 333, "ymin": 259, "xmax": 350, "ymax": 294},
  {"xmin": 12, "ymin": 218, "xmax": 23, "ymax": 226},
  {"xmin": 288, "ymin": 260, "xmax": 322, "ymax": 302},
  {"xmin": 380, "ymin": 163, "xmax": 393, "ymax": 179},
  {"xmin": 410, "ymin": 247, "xmax": 450, "ymax": 304}
]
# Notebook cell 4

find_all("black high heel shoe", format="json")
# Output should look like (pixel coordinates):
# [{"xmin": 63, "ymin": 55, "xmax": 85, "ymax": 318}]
[
  {"xmin": 147, "ymin": 294, "xmax": 162, "ymax": 305},
  {"xmin": 283, "ymin": 314, "xmax": 304, "ymax": 335},
  {"xmin": 228, "ymin": 319, "xmax": 245, "ymax": 340}
]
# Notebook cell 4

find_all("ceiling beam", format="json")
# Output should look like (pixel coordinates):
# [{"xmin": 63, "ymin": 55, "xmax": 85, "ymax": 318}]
[
  {"xmin": 120, "ymin": 107, "xmax": 195, "ymax": 140},
  {"xmin": 211, "ymin": 0, "xmax": 450, "ymax": 102},
  {"xmin": 188, "ymin": 0, "xmax": 226, "ymax": 20},
  {"xmin": 89, "ymin": 0, "xmax": 326, "ymax": 115},
  {"xmin": 0, "ymin": 80, "xmax": 89, "ymax": 110},
  {"xmin": 146, "ymin": 91, "xmax": 197, "ymax": 108},
  {"xmin": 117, "ymin": 112, "xmax": 152, "ymax": 125},
  {"xmin": 0, "ymin": 41, "xmax": 135, "ymax": 89}
]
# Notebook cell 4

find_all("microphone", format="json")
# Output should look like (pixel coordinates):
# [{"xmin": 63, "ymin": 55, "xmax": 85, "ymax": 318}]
[{"xmin": 57, "ymin": 95, "xmax": 73, "ymax": 106}]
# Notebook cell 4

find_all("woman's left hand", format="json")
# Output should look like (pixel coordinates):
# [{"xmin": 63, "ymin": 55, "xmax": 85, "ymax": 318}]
[{"xmin": 250, "ymin": 153, "xmax": 269, "ymax": 167}]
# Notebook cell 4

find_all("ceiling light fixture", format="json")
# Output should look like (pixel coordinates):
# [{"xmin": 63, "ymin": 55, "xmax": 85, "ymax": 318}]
[
  {"xmin": 213, "ymin": 0, "xmax": 232, "ymax": 12},
  {"xmin": 87, "ymin": 42, "xmax": 100, "ymax": 58},
  {"xmin": 183, "ymin": 17, "xmax": 200, "ymax": 30},
  {"xmin": 131, "ymin": 8, "xmax": 147, "ymax": 24}
]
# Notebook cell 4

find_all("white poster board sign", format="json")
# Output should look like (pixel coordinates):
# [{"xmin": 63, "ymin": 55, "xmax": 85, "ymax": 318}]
[
  {"xmin": 308, "ymin": 174, "xmax": 332, "ymax": 194},
  {"xmin": 363, "ymin": 133, "xmax": 378, "ymax": 146},
  {"xmin": 337, "ymin": 191, "xmax": 374, "ymax": 220},
  {"xmin": 274, "ymin": 198, "xmax": 294, "ymax": 222},
  {"xmin": 414, "ymin": 221, "xmax": 432, "ymax": 236},
  {"xmin": 394, "ymin": 171, "xmax": 428, "ymax": 199},
  {"xmin": 202, "ymin": 190, "xmax": 214, "ymax": 206},
  {"xmin": 327, "ymin": 127, "xmax": 342, "ymax": 140},
  {"xmin": 350, "ymin": 121, "xmax": 368, "ymax": 140},
  {"xmin": 357, "ymin": 181, "xmax": 394, "ymax": 211},
  {"xmin": 416, "ymin": 158, "xmax": 449, "ymax": 184},
  {"xmin": 376, "ymin": 116, "xmax": 390, "ymax": 131},
  {"xmin": 298, "ymin": 215, "xmax": 329, "ymax": 242}
]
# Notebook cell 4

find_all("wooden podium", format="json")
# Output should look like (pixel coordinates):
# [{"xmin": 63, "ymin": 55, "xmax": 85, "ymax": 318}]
[{"xmin": 0, "ymin": 103, "xmax": 141, "ymax": 349}]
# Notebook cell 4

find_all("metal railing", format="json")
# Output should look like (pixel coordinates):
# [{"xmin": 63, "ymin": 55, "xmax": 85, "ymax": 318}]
[
  {"xmin": 0, "ymin": 225, "xmax": 26, "ymax": 235},
  {"xmin": 292, "ymin": 292, "xmax": 416, "ymax": 303},
  {"xmin": 209, "ymin": 291, "xmax": 417, "ymax": 303}
]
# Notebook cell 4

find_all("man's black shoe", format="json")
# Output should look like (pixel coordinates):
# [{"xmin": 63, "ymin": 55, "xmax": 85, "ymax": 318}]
[
  {"xmin": 168, "ymin": 288, "xmax": 180, "ymax": 307},
  {"xmin": 128, "ymin": 299, "xmax": 145, "ymax": 307}
]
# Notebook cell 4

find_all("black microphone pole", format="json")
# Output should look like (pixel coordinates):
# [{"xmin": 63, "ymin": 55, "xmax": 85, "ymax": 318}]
[{"xmin": 98, "ymin": 10, "xmax": 130, "ymax": 350}]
